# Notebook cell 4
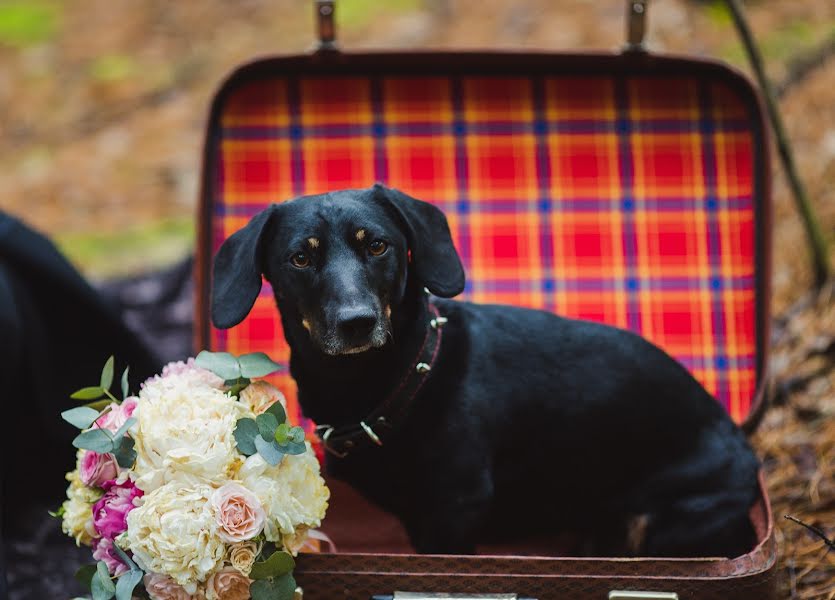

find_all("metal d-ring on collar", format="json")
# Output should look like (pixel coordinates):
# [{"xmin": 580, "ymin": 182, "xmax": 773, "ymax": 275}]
[{"xmin": 315, "ymin": 300, "xmax": 445, "ymax": 458}]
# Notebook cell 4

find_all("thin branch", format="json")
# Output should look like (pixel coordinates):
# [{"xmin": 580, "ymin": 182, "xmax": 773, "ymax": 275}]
[
  {"xmin": 724, "ymin": 0, "xmax": 832, "ymax": 288},
  {"xmin": 784, "ymin": 515, "xmax": 835, "ymax": 551}
]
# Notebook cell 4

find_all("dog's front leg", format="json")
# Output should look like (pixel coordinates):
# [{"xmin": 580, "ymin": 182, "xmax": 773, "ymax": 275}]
[{"xmin": 403, "ymin": 461, "xmax": 494, "ymax": 555}]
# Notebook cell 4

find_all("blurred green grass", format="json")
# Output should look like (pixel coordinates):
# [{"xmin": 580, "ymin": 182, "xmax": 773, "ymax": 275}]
[
  {"xmin": 338, "ymin": 0, "xmax": 422, "ymax": 29},
  {"xmin": 0, "ymin": 1, "xmax": 60, "ymax": 48},
  {"xmin": 56, "ymin": 217, "xmax": 194, "ymax": 279}
]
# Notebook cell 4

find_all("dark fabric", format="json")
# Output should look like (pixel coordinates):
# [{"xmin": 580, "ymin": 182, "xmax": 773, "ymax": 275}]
[{"xmin": 0, "ymin": 212, "xmax": 163, "ymax": 596}]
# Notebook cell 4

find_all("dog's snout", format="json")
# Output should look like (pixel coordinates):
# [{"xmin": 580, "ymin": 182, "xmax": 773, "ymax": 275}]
[{"xmin": 336, "ymin": 307, "xmax": 377, "ymax": 341}]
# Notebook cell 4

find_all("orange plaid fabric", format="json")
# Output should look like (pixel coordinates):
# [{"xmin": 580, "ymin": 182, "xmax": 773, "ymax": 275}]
[{"xmin": 207, "ymin": 73, "xmax": 762, "ymax": 426}]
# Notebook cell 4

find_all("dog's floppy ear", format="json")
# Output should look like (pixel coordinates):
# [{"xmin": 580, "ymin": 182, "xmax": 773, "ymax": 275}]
[
  {"xmin": 211, "ymin": 205, "xmax": 280, "ymax": 329},
  {"xmin": 372, "ymin": 183, "xmax": 465, "ymax": 298}
]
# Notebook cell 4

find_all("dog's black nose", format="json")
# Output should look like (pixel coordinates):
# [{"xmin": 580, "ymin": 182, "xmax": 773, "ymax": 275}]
[{"xmin": 336, "ymin": 307, "xmax": 377, "ymax": 341}]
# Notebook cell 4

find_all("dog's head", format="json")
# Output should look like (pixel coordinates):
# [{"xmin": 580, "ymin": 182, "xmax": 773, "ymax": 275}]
[{"xmin": 211, "ymin": 184, "xmax": 464, "ymax": 356}]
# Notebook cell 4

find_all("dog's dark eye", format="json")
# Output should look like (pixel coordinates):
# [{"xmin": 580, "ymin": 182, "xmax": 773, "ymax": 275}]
[
  {"xmin": 368, "ymin": 240, "xmax": 388, "ymax": 257},
  {"xmin": 290, "ymin": 252, "xmax": 311, "ymax": 268}
]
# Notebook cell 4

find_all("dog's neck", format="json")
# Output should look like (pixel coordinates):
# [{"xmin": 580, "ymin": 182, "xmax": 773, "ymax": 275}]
[{"xmin": 281, "ymin": 285, "xmax": 432, "ymax": 427}]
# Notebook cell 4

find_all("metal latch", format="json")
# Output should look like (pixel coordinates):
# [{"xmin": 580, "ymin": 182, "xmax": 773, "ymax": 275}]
[{"xmin": 609, "ymin": 592, "xmax": 678, "ymax": 600}]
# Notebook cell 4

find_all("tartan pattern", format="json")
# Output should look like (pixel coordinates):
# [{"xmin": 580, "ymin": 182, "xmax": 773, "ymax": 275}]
[{"xmin": 209, "ymin": 74, "xmax": 759, "ymax": 426}]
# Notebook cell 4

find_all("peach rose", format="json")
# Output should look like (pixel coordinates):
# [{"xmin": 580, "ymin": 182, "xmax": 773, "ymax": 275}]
[
  {"xmin": 143, "ymin": 573, "xmax": 202, "ymax": 600},
  {"xmin": 228, "ymin": 540, "xmax": 260, "ymax": 576},
  {"xmin": 211, "ymin": 483, "xmax": 266, "ymax": 543},
  {"xmin": 206, "ymin": 567, "xmax": 251, "ymax": 600},
  {"xmin": 239, "ymin": 380, "xmax": 285, "ymax": 415}
]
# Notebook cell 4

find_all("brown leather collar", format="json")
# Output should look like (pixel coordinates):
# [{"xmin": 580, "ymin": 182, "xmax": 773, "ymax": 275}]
[{"xmin": 315, "ymin": 301, "xmax": 445, "ymax": 458}]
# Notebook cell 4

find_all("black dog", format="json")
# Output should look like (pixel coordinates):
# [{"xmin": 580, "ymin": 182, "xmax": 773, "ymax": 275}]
[{"xmin": 211, "ymin": 184, "xmax": 760, "ymax": 557}]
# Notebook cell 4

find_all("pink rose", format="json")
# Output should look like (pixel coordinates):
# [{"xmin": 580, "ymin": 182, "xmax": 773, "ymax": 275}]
[
  {"xmin": 143, "ymin": 573, "xmax": 200, "ymax": 600},
  {"xmin": 239, "ymin": 380, "xmax": 286, "ymax": 415},
  {"xmin": 94, "ymin": 397, "xmax": 138, "ymax": 432},
  {"xmin": 142, "ymin": 358, "xmax": 225, "ymax": 390},
  {"xmin": 80, "ymin": 451, "xmax": 119, "ymax": 487},
  {"xmin": 92, "ymin": 479, "xmax": 143, "ymax": 541},
  {"xmin": 206, "ymin": 567, "xmax": 251, "ymax": 600},
  {"xmin": 92, "ymin": 537, "xmax": 129, "ymax": 576},
  {"xmin": 210, "ymin": 483, "xmax": 265, "ymax": 543}
]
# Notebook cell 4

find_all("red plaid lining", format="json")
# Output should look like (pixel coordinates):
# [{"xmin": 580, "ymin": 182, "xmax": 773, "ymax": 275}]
[{"xmin": 209, "ymin": 73, "xmax": 760, "ymax": 426}]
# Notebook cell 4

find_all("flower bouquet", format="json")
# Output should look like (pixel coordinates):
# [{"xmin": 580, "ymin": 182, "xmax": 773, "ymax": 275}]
[{"xmin": 57, "ymin": 352, "xmax": 329, "ymax": 600}]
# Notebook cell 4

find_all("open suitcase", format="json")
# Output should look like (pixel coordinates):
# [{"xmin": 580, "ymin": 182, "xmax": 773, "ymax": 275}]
[{"xmin": 195, "ymin": 3, "xmax": 779, "ymax": 598}]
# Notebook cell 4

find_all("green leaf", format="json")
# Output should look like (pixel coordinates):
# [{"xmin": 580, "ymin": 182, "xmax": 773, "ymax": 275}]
[
  {"xmin": 276, "ymin": 440, "xmax": 306, "ymax": 456},
  {"xmin": 265, "ymin": 401, "xmax": 287, "ymax": 424},
  {"xmin": 249, "ymin": 550, "xmax": 295, "ymax": 580},
  {"xmin": 238, "ymin": 352, "xmax": 283, "ymax": 378},
  {"xmin": 100, "ymin": 356, "xmax": 115, "ymax": 390},
  {"xmin": 255, "ymin": 435, "xmax": 284, "ymax": 466},
  {"xmin": 250, "ymin": 573, "xmax": 297, "ymax": 600},
  {"xmin": 61, "ymin": 406, "xmax": 101, "ymax": 429},
  {"xmin": 290, "ymin": 426, "xmax": 306, "ymax": 444},
  {"xmin": 273, "ymin": 422, "xmax": 290, "ymax": 444},
  {"xmin": 256, "ymin": 413, "xmax": 279, "ymax": 441},
  {"xmin": 85, "ymin": 399, "xmax": 112, "ymax": 411},
  {"xmin": 74, "ymin": 564, "xmax": 97, "ymax": 590},
  {"xmin": 48, "ymin": 505, "xmax": 66, "ymax": 518},
  {"xmin": 120, "ymin": 366, "xmax": 130, "ymax": 399},
  {"xmin": 111, "ymin": 543, "xmax": 138, "ymax": 572},
  {"xmin": 195, "ymin": 350, "xmax": 241, "ymax": 381},
  {"xmin": 226, "ymin": 377, "xmax": 251, "ymax": 399},
  {"xmin": 73, "ymin": 429, "xmax": 114, "ymax": 453},
  {"xmin": 112, "ymin": 417, "xmax": 136, "ymax": 446},
  {"xmin": 234, "ymin": 418, "xmax": 258, "ymax": 456},
  {"xmin": 113, "ymin": 436, "xmax": 136, "ymax": 468},
  {"xmin": 92, "ymin": 561, "xmax": 115, "ymax": 600},
  {"xmin": 71, "ymin": 386, "xmax": 105, "ymax": 401},
  {"xmin": 114, "ymin": 569, "xmax": 142, "ymax": 600}
]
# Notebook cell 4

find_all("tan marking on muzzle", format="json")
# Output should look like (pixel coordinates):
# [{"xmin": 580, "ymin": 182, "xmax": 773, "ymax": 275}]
[
  {"xmin": 355, "ymin": 229, "xmax": 366, "ymax": 241},
  {"xmin": 307, "ymin": 237, "xmax": 319, "ymax": 248},
  {"xmin": 626, "ymin": 514, "xmax": 650, "ymax": 555},
  {"xmin": 302, "ymin": 318, "xmax": 312, "ymax": 332},
  {"xmin": 385, "ymin": 305, "xmax": 391, "ymax": 318}
]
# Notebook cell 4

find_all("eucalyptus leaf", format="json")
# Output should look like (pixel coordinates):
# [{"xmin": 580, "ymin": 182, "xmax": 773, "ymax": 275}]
[
  {"xmin": 254, "ymin": 435, "xmax": 284, "ymax": 466},
  {"xmin": 195, "ymin": 350, "xmax": 241, "ymax": 381},
  {"xmin": 112, "ymin": 417, "xmax": 136, "ymax": 445},
  {"xmin": 61, "ymin": 406, "xmax": 101, "ymax": 429},
  {"xmin": 100, "ymin": 356, "xmax": 115, "ymax": 391},
  {"xmin": 120, "ymin": 366, "xmax": 130, "ymax": 399},
  {"xmin": 264, "ymin": 401, "xmax": 287, "ymax": 424},
  {"xmin": 111, "ymin": 543, "xmax": 139, "ymax": 572},
  {"xmin": 234, "ymin": 418, "xmax": 258, "ymax": 456},
  {"xmin": 256, "ymin": 413, "xmax": 279, "ymax": 441},
  {"xmin": 273, "ymin": 422, "xmax": 290, "ymax": 444},
  {"xmin": 71, "ymin": 386, "xmax": 105, "ymax": 401},
  {"xmin": 238, "ymin": 352, "xmax": 283, "ymax": 378},
  {"xmin": 85, "ymin": 399, "xmax": 112, "ymax": 411},
  {"xmin": 73, "ymin": 429, "xmax": 114, "ymax": 453},
  {"xmin": 249, "ymin": 550, "xmax": 295, "ymax": 580},
  {"xmin": 92, "ymin": 561, "xmax": 115, "ymax": 599},
  {"xmin": 289, "ymin": 426, "xmax": 306, "ymax": 444},
  {"xmin": 250, "ymin": 573, "xmax": 297, "ymax": 600},
  {"xmin": 113, "ymin": 437, "xmax": 136, "ymax": 469},
  {"xmin": 114, "ymin": 569, "xmax": 142, "ymax": 600},
  {"xmin": 276, "ymin": 440, "xmax": 306, "ymax": 456},
  {"xmin": 74, "ymin": 564, "xmax": 97, "ymax": 589},
  {"xmin": 227, "ymin": 377, "xmax": 251, "ymax": 399}
]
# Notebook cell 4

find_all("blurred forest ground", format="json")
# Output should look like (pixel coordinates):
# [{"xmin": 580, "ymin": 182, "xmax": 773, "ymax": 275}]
[{"xmin": 0, "ymin": 0, "xmax": 832, "ymax": 597}]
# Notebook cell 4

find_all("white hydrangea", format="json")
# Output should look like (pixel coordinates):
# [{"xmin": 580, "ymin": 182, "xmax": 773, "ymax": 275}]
[
  {"xmin": 125, "ymin": 482, "xmax": 225, "ymax": 594},
  {"xmin": 131, "ymin": 375, "xmax": 253, "ymax": 492},
  {"xmin": 238, "ymin": 444, "xmax": 329, "ymax": 548}
]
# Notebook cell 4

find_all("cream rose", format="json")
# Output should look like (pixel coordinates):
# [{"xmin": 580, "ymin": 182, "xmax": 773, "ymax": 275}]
[
  {"xmin": 61, "ymin": 468, "xmax": 103, "ymax": 546},
  {"xmin": 239, "ymin": 380, "xmax": 286, "ymax": 415},
  {"xmin": 126, "ymin": 483, "xmax": 225, "ymax": 592},
  {"xmin": 228, "ymin": 541, "xmax": 260, "ymax": 576},
  {"xmin": 205, "ymin": 567, "xmax": 251, "ymax": 600},
  {"xmin": 132, "ymin": 376, "xmax": 251, "ymax": 491},
  {"xmin": 238, "ymin": 444, "xmax": 329, "ymax": 546},
  {"xmin": 211, "ymin": 483, "xmax": 266, "ymax": 543},
  {"xmin": 143, "ymin": 573, "xmax": 202, "ymax": 600}
]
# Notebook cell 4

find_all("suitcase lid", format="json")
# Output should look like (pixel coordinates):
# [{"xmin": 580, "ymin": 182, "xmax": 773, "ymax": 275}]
[{"xmin": 195, "ymin": 50, "xmax": 772, "ymax": 429}]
